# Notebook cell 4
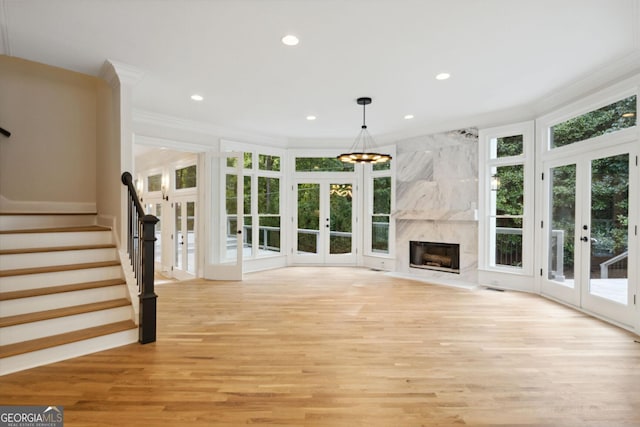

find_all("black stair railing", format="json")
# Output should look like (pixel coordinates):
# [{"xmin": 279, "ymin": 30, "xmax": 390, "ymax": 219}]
[{"xmin": 121, "ymin": 172, "xmax": 159, "ymax": 344}]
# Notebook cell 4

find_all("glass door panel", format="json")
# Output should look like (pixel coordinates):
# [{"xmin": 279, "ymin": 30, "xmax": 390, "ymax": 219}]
[
  {"xmin": 548, "ymin": 164, "xmax": 576, "ymax": 287},
  {"xmin": 186, "ymin": 201, "xmax": 196, "ymax": 275},
  {"xmin": 175, "ymin": 201, "xmax": 183, "ymax": 270},
  {"xmin": 588, "ymin": 153, "xmax": 629, "ymax": 305},
  {"xmin": 297, "ymin": 183, "xmax": 320, "ymax": 256},
  {"xmin": 329, "ymin": 183, "xmax": 353, "ymax": 255}
]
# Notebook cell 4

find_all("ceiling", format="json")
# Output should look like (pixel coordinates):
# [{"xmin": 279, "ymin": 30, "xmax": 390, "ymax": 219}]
[{"xmin": 1, "ymin": 0, "xmax": 639, "ymax": 144}]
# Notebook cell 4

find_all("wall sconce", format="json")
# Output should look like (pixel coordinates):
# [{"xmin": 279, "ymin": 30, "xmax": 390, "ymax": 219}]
[
  {"xmin": 490, "ymin": 175, "xmax": 500, "ymax": 191},
  {"xmin": 161, "ymin": 174, "xmax": 169, "ymax": 201},
  {"xmin": 135, "ymin": 178, "xmax": 144, "ymax": 202}
]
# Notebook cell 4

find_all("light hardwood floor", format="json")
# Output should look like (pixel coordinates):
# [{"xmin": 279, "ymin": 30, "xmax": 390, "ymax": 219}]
[{"xmin": 1, "ymin": 267, "xmax": 639, "ymax": 426}]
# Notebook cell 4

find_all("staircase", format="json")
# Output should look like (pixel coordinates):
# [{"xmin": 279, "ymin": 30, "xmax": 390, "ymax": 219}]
[{"xmin": 0, "ymin": 213, "xmax": 138, "ymax": 375}]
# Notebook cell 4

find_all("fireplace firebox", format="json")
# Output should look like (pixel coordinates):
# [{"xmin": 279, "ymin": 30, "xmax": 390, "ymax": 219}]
[{"xmin": 410, "ymin": 241, "xmax": 460, "ymax": 274}]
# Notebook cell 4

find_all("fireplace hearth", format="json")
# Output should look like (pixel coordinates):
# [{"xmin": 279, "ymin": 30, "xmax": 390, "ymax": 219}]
[{"xmin": 410, "ymin": 241, "xmax": 460, "ymax": 274}]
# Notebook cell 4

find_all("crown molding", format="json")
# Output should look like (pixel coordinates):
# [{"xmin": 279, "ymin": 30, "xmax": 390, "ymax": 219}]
[
  {"xmin": 530, "ymin": 50, "xmax": 640, "ymax": 116},
  {"xmin": 100, "ymin": 59, "xmax": 144, "ymax": 88},
  {"xmin": 133, "ymin": 109, "xmax": 288, "ymax": 148}
]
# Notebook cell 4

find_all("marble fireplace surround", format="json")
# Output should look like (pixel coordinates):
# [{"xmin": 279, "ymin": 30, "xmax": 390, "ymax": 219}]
[{"xmin": 393, "ymin": 128, "xmax": 479, "ymax": 287}]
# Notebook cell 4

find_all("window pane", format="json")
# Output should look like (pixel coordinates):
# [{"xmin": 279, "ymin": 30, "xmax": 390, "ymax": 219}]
[
  {"xmin": 494, "ymin": 217, "xmax": 523, "ymax": 268},
  {"xmin": 373, "ymin": 177, "xmax": 391, "ymax": 214},
  {"xmin": 372, "ymin": 215, "xmax": 389, "ymax": 254},
  {"xmin": 491, "ymin": 134, "xmax": 523, "ymax": 158},
  {"xmin": 243, "ymin": 176, "xmax": 251, "ymax": 215},
  {"xmin": 225, "ymin": 174, "xmax": 237, "ymax": 215},
  {"xmin": 259, "ymin": 216, "xmax": 281, "ymax": 253},
  {"xmin": 548, "ymin": 164, "xmax": 576, "ymax": 284},
  {"xmin": 147, "ymin": 174, "xmax": 162, "ymax": 192},
  {"xmin": 175, "ymin": 165, "xmax": 196, "ymax": 189},
  {"xmin": 258, "ymin": 177, "xmax": 279, "ymax": 214},
  {"xmin": 373, "ymin": 161, "xmax": 391, "ymax": 171},
  {"xmin": 259, "ymin": 154, "xmax": 281, "ymax": 171},
  {"xmin": 494, "ymin": 164, "xmax": 524, "ymax": 216},
  {"xmin": 243, "ymin": 215, "xmax": 252, "ymax": 248},
  {"xmin": 551, "ymin": 95, "xmax": 637, "ymax": 148},
  {"xmin": 295, "ymin": 157, "xmax": 355, "ymax": 172},
  {"xmin": 297, "ymin": 183, "xmax": 320, "ymax": 254},
  {"xmin": 226, "ymin": 152, "xmax": 253, "ymax": 168}
]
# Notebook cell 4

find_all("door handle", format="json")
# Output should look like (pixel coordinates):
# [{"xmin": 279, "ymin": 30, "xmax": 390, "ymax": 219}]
[{"xmin": 580, "ymin": 236, "xmax": 589, "ymax": 242}]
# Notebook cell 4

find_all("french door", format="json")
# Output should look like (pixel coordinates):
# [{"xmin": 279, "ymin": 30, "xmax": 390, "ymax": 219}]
[
  {"xmin": 541, "ymin": 143, "xmax": 636, "ymax": 326},
  {"xmin": 173, "ymin": 197, "xmax": 196, "ymax": 280},
  {"xmin": 293, "ymin": 179, "xmax": 357, "ymax": 264}
]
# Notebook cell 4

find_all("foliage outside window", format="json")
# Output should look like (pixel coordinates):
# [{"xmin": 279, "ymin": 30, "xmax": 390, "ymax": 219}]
[
  {"xmin": 227, "ymin": 152, "xmax": 253, "ymax": 169},
  {"xmin": 296, "ymin": 157, "xmax": 355, "ymax": 172},
  {"xmin": 488, "ymin": 134, "xmax": 526, "ymax": 269},
  {"xmin": 259, "ymin": 154, "xmax": 280, "ymax": 171},
  {"xmin": 175, "ymin": 165, "xmax": 196, "ymax": 189},
  {"xmin": 147, "ymin": 174, "xmax": 162, "ymax": 192},
  {"xmin": 258, "ymin": 177, "xmax": 281, "ymax": 252},
  {"xmin": 550, "ymin": 95, "xmax": 636, "ymax": 148},
  {"xmin": 297, "ymin": 183, "xmax": 320, "ymax": 254},
  {"xmin": 225, "ymin": 148, "xmax": 283, "ymax": 259}
]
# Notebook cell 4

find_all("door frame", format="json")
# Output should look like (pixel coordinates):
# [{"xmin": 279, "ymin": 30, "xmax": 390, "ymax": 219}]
[{"xmin": 539, "ymin": 141, "xmax": 637, "ymax": 327}]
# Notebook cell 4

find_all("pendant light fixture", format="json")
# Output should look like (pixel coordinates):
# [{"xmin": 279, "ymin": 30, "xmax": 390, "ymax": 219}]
[{"xmin": 337, "ymin": 97, "xmax": 392, "ymax": 164}]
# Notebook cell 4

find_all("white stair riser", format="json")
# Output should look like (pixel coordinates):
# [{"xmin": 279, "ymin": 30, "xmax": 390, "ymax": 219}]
[
  {"xmin": 0, "ymin": 285, "xmax": 128, "ymax": 316},
  {"xmin": 0, "ymin": 215, "xmax": 97, "ymax": 232},
  {"xmin": 0, "ymin": 328, "xmax": 138, "ymax": 376},
  {"xmin": 0, "ymin": 248, "xmax": 117, "ymax": 271},
  {"xmin": 0, "ymin": 266, "xmax": 122, "ymax": 292},
  {"xmin": 0, "ymin": 231, "xmax": 113, "ymax": 251},
  {"xmin": 1, "ymin": 305, "xmax": 134, "ymax": 345}
]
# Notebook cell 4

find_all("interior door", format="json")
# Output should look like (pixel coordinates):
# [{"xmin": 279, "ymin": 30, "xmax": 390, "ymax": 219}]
[
  {"xmin": 541, "ymin": 144, "xmax": 636, "ymax": 326},
  {"xmin": 293, "ymin": 179, "xmax": 356, "ymax": 264}
]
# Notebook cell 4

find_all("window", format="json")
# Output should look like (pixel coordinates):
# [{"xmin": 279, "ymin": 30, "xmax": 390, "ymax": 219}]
[
  {"xmin": 222, "ymin": 142, "xmax": 284, "ymax": 260},
  {"xmin": 372, "ymin": 176, "xmax": 391, "ymax": 254},
  {"xmin": 147, "ymin": 174, "xmax": 162, "ymax": 192},
  {"xmin": 175, "ymin": 165, "xmax": 196, "ymax": 189},
  {"xmin": 295, "ymin": 157, "xmax": 355, "ymax": 172},
  {"xmin": 479, "ymin": 121, "xmax": 534, "ymax": 274},
  {"xmin": 550, "ymin": 95, "xmax": 636, "ymax": 149}
]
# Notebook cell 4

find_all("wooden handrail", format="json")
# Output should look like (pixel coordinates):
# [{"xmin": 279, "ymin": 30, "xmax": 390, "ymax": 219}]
[{"xmin": 121, "ymin": 172, "xmax": 159, "ymax": 344}]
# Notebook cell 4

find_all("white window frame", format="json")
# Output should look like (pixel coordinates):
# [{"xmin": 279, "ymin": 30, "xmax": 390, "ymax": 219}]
[
  {"xmin": 478, "ymin": 121, "xmax": 535, "ymax": 277},
  {"xmin": 221, "ymin": 140, "xmax": 285, "ymax": 260},
  {"xmin": 363, "ymin": 147, "xmax": 395, "ymax": 260}
]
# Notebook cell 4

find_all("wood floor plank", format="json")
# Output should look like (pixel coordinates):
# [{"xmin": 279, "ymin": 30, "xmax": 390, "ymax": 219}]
[{"xmin": 0, "ymin": 267, "xmax": 638, "ymax": 426}]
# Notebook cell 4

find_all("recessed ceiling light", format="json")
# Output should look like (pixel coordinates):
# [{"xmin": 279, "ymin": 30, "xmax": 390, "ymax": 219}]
[
  {"xmin": 306, "ymin": 115, "xmax": 317, "ymax": 121},
  {"xmin": 190, "ymin": 94, "xmax": 204, "ymax": 101},
  {"xmin": 435, "ymin": 72, "xmax": 451, "ymax": 80},
  {"xmin": 281, "ymin": 35, "xmax": 299, "ymax": 46},
  {"xmin": 404, "ymin": 114, "xmax": 414, "ymax": 120}
]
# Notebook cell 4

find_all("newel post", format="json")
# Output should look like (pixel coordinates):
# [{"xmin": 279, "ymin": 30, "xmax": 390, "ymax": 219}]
[{"xmin": 139, "ymin": 214, "xmax": 159, "ymax": 344}]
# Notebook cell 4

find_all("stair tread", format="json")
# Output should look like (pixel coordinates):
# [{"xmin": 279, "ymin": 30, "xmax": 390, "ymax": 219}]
[
  {"xmin": 0, "ymin": 278, "xmax": 126, "ymax": 301},
  {"xmin": 0, "ymin": 225, "xmax": 110, "ymax": 235},
  {"xmin": 0, "ymin": 298, "xmax": 131, "ymax": 328},
  {"xmin": 0, "ymin": 244, "xmax": 116, "ymax": 256},
  {"xmin": 0, "ymin": 260, "xmax": 120, "ymax": 278},
  {"xmin": 0, "ymin": 320, "xmax": 137, "ymax": 358}
]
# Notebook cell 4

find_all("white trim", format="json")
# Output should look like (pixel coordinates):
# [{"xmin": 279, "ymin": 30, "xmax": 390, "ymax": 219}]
[{"xmin": 0, "ymin": 0, "xmax": 11, "ymax": 56}]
